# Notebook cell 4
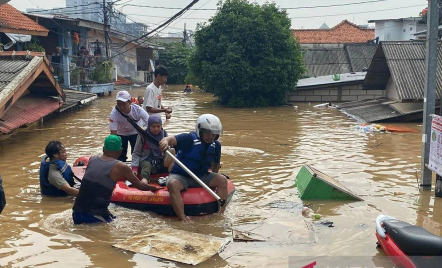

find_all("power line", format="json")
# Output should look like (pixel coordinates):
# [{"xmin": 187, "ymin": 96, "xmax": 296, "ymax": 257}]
[
  {"xmin": 26, "ymin": 2, "xmax": 101, "ymax": 13},
  {"xmin": 118, "ymin": 0, "xmax": 389, "ymax": 10}
]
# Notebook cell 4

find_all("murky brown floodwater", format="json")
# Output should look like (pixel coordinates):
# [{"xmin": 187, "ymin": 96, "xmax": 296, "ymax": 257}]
[{"xmin": 0, "ymin": 85, "xmax": 441, "ymax": 267}]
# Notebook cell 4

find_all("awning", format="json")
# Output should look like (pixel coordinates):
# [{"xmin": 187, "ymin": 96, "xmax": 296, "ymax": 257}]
[
  {"xmin": 4, "ymin": 33, "xmax": 31, "ymax": 49},
  {"xmin": 0, "ymin": 95, "xmax": 62, "ymax": 134}
]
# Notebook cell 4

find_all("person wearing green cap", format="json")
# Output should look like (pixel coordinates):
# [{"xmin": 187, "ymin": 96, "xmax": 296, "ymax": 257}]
[{"xmin": 72, "ymin": 135, "xmax": 161, "ymax": 224}]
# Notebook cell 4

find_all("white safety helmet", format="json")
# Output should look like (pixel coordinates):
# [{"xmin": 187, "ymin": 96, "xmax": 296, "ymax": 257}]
[{"xmin": 195, "ymin": 114, "xmax": 223, "ymax": 139}]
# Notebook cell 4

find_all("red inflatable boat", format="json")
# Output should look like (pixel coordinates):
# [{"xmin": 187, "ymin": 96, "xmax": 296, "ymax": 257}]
[
  {"xmin": 72, "ymin": 156, "xmax": 235, "ymax": 216},
  {"xmin": 375, "ymin": 215, "xmax": 442, "ymax": 268}
]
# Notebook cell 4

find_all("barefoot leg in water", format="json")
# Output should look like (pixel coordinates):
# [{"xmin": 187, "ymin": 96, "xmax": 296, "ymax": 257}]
[
  {"xmin": 167, "ymin": 179, "xmax": 187, "ymax": 220},
  {"xmin": 209, "ymin": 174, "xmax": 228, "ymax": 213}
]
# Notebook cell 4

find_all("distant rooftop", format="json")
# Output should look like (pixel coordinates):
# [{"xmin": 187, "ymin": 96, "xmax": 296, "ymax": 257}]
[
  {"xmin": 368, "ymin": 17, "xmax": 423, "ymax": 23},
  {"xmin": 0, "ymin": 4, "xmax": 48, "ymax": 36},
  {"xmin": 292, "ymin": 20, "xmax": 375, "ymax": 44}
]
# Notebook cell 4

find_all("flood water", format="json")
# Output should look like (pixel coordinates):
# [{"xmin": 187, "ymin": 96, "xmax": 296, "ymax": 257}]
[{"xmin": 0, "ymin": 85, "xmax": 441, "ymax": 267}]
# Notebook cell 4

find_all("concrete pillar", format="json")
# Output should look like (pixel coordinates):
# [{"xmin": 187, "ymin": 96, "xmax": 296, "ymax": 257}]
[{"xmin": 62, "ymin": 48, "xmax": 70, "ymax": 87}]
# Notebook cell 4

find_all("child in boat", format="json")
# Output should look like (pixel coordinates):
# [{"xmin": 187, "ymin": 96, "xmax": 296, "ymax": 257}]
[
  {"xmin": 132, "ymin": 115, "xmax": 171, "ymax": 182},
  {"xmin": 39, "ymin": 141, "xmax": 78, "ymax": 197}
]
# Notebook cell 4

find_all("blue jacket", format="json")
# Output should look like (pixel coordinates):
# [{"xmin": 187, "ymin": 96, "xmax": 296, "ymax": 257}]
[
  {"xmin": 171, "ymin": 132, "xmax": 216, "ymax": 177},
  {"xmin": 39, "ymin": 156, "xmax": 74, "ymax": 196}
]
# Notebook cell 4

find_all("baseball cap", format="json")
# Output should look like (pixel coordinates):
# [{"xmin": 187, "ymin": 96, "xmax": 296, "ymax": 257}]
[
  {"xmin": 115, "ymin": 90, "xmax": 131, "ymax": 102},
  {"xmin": 104, "ymin": 135, "xmax": 122, "ymax": 151}
]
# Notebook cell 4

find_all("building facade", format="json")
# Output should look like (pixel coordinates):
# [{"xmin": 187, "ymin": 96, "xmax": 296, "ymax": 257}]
[{"xmin": 368, "ymin": 17, "xmax": 427, "ymax": 41}]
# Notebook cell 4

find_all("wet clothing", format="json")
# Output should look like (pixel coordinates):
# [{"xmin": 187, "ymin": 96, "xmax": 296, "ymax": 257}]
[
  {"xmin": 143, "ymin": 82, "xmax": 162, "ymax": 114},
  {"xmin": 0, "ymin": 173, "xmax": 5, "ymax": 214},
  {"xmin": 118, "ymin": 134, "xmax": 137, "ymax": 162},
  {"xmin": 132, "ymin": 131, "xmax": 168, "ymax": 171},
  {"xmin": 72, "ymin": 211, "xmax": 115, "ymax": 224},
  {"xmin": 72, "ymin": 155, "xmax": 119, "ymax": 224},
  {"xmin": 171, "ymin": 132, "xmax": 221, "ymax": 178},
  {"xmin": 166, "ymin": 172, "xmax": 217, "ymax": 190},
  {"xmin": 39, "ymin": 156, "xmax": 75, "ymax": 196}
]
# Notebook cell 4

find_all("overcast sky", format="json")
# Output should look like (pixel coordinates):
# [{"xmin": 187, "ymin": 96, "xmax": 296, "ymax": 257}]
[{"xmin": 10, "ymin": 0, "xmax": 428, "ymax": 35}]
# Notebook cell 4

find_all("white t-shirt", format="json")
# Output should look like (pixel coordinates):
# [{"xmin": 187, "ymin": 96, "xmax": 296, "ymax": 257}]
[
  {"xmin": 143, "ymin": 82, "xmax": 162, "ymax": 114},
  {"xmin": 109, "ymin": 104, "xmax": 149, "ymax": 136}
]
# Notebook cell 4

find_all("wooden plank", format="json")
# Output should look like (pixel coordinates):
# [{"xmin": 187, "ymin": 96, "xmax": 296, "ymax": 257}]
[{"xmin": 113, "ymin": 227, "xmax": 229, "ymax": 265}]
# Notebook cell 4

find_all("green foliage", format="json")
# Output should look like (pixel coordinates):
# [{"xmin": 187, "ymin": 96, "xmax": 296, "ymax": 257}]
[
  {"xmin": 26, "ymin": 37, "xmax": 45, "ymax": 52},
  {"xmin": 158, "ymin": 42, "xmax": 193, "ymax": 84},
  {"xmin": 90, "ymin": 60, "xmax": 114, "ymax": 83},
  {"xmin": 186, "ymin": 0, "xmax": 305, "ymax": 107}
]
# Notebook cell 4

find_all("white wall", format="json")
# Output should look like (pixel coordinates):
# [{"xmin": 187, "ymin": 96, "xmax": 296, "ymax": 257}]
[
  {"xmin": 375, "ymin": 20, "xmax": 425, "ymax": 41},
  {"xmin": 386, "ymin": 77, "xmax": 400, "ymax": 100}
]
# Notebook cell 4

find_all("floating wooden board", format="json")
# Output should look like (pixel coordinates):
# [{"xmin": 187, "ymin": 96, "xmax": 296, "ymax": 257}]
[
  {"xmin": 296, "ymin": 165, "xmax": 363, "ymax": 201},
  {"xmin": 113, "ymin": 227, "xmax": 229, "ymax": 265},
  {"xmin": 232, "ymin": 229, "xmax": 265, "ymax": 242}
]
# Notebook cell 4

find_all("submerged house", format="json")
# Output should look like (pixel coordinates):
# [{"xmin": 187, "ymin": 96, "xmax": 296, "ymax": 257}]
[
  {"xmin": 337, "ymin": 41, "xmax": 442, "ymax": 122},
  {"xmin": 24, "ymin": 12, "xmax": 163, "ymax": 91},
  {"xmin": 0, "ymin": 51, "xmax": 65, "ymax": 134}
]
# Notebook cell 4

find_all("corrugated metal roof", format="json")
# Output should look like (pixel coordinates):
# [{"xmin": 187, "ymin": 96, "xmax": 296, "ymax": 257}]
[
  {"xmin": 364, "ymin": 41, "xmax": 442, "ymax": 100},
  {"xmin": 346, "ymin": 44, "xmax": 378, "ymax": 72},
  {"xmin": 0, "ymin": 59, "xmax": 31, "ymax": 92},
  {"xmin": 304, "ymin": 44, "xmax": 377, "ymax": 78},
  {"xmin": 0, "ymin": 95, "xmax": 61, "ymax": 134},
  {"xmin": 337, "ymin": 98, "xmax": 430, "ymax": 122}
]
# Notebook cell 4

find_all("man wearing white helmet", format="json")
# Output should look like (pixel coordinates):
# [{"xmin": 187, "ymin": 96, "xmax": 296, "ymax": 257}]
[{"xmin": 159, "ymin": 114, "xmax": 228, "ymax": 221}]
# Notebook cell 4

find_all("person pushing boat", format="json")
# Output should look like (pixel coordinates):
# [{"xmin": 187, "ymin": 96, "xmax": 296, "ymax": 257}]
[
  {"xmin": 159, "ymin": 114, "xmax": 228, "ymax": 221},
  {"xmin": 72, "ymin": 135, "xmax": 161, "ymax": 224}
]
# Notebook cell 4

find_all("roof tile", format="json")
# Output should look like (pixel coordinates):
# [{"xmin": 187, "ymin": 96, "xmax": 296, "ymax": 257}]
[
  {"xmin": 292, "ymin": 20, "xmax": 374, "ymax": 44},
  {"xmin": 0, "ymin": 4, "xmax": 48, "ymax": 34}
]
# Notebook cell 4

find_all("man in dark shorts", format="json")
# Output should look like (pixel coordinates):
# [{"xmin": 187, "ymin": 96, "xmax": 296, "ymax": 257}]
[{"xmin": 159, "ymin": 114, "xmax": 228, "ymax": 221}]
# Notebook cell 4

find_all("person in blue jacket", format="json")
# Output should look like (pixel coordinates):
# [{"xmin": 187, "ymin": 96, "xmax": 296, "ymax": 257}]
[
  {"xmin": 159, "ymin": 114, "xmax": 228, "ymax": 221},
  {"xmin": 40, "ymin": 141, "xmax": 78, "ymax": 197}
]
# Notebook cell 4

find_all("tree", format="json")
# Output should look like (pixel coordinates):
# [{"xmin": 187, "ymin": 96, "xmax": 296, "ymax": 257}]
[
  {"xmin": 157, "ymin": 42, "xmax": 193, "ymax": 84},
  {"xmin": 187, "ymin": 0, "xmax": 305, "ymax": 107}
]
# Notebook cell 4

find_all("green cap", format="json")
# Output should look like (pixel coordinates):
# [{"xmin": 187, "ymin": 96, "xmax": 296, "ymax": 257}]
[{"xmin": 104, "ymin": 135, "xmax": 122, "ymax": 151}]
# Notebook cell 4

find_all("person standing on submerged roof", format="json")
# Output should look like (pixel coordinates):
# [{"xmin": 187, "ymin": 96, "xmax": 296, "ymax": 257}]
[{"xmin": 72, "ymin": 135, "xmax": 161, "ymax": 224}]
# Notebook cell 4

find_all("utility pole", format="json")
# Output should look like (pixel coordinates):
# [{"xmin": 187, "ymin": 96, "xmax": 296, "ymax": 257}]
[
  {"xmin": 421, "ymin": 0, "xmax": 439, "ymax": 188},
  {"xmin": 183, "ymin": 23, "xmax": 187, "ymax": 44},
  {"xmin": 103, "ymin": 0, "xmax": 109, "ymax": 58}
]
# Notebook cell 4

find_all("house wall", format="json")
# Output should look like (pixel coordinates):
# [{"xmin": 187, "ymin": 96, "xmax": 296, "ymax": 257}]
[
  {"xmin": 286, "ymin": 83, "xmax": 385, "ymax": 102},
  {"xmin": 386, "ymin": 77, "xmax": 400, "ymax": 100},
  {"xmin": 375, "ymin": 20, "xmax": 425, "ymax": 41},
  {"xmin": 87, "ymin": 30, "xmax": 146, "ymax": 83}
]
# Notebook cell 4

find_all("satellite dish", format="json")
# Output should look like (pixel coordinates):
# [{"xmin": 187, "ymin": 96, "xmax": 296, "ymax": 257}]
[{"xmin": 0, "ymin": 0, "xmax": 11, "ymax": 5}]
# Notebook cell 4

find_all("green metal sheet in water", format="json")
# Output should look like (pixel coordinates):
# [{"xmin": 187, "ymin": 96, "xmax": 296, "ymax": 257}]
[
  {"xmin": 113, "ymin": 227, "xmax": 230, "ymax": 265},
  {"xmin": 296, "ymin": 165, "xmax": 363, "ymax": 201}
]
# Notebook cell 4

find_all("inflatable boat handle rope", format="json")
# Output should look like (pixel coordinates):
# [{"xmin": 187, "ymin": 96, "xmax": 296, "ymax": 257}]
[{"xmin": 115, "ymin": 106, "xmax": 226, "ymax": 207}]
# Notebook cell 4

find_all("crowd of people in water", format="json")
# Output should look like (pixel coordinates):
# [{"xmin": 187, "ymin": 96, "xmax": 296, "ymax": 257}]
[{"xmin": 39, "ymin": 66, "xmax": 228, "ymax": 222}]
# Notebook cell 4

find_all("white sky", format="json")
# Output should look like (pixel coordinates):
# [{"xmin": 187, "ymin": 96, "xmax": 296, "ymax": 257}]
[{"xmin": 10, "ymin": 0, "xmax": 428, "ymax": 35}]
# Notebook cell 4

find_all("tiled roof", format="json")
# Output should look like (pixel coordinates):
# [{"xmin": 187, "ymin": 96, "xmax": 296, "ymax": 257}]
[
  {"xmin": 0, "ymin": 4, "xmax": 48, "ymax": 36},
  {"xmin": 0, "ymin": 95, "xmax": 61, "ymax": 134},
  {"xmin": 364, "ymin": 41, "xmax": 442, "ymax": 100},
  {"xmin": 0, "ymin": 51, "xmax": 64, "ymax": 119},
  {"xmin": 292, "ymin": 20, "xmax": 375, "ymax": 44}
]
